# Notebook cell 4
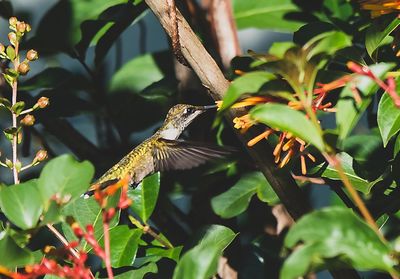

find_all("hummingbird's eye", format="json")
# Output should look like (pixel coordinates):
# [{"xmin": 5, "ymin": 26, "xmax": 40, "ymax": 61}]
[{"xmin": 184, "ymin": 107, "xmax": 195, "ymax": 115}]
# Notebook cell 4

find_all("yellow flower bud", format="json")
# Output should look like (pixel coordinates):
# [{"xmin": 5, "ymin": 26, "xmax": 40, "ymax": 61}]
[
  {"xmin": 26, "ymin": 49, "xmax": 38, "ymax": 61},
  {"xmin": 9, "ymin": 17, "xmax": 17, "ymax": 27},
  {"xmin": 34, "ymin": 150, "xmax": 48, "ymax": 162},
  {"xmin": 18, "ymin": 62, "xmax": 30, "ymax": 75},
  {"xmin": 16, "ymin": 21, "xmax": 26, "ymax": 33},
  {"xmin": 20, "ymin": 114, "xmax": 35, "ymax": 126},
  {"xmin": 36, "ymin": 97, "xmax": 49, "ymax": 109}
]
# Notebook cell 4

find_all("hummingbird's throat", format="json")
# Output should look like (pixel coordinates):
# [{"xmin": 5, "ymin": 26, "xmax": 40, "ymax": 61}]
[{"xmin": 159, "ymin": 124, "xmax": 182, "ymax": 140}]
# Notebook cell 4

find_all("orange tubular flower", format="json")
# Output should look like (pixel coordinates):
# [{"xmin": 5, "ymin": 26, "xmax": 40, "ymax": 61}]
[{"xmin": 359, "ymin": 0, "xmax": 400, "ymax": 17}]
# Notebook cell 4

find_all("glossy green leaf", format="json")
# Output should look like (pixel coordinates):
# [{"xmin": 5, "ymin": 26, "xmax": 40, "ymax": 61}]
[
  {"xmin": 146, "ymin": 246, "xmax": 182, "ymax": 263},
  {"xmin": 20, "ymin": 68, "xmax": 75, "ymax": 91},
  {"xmin": 366, "ymin": 16, "xmax": 400, "ymax": 58},
  {"xmin": 336, "ymin": 63, "xmax": 394, "ymax": 140},
  {"xmin": 394, "ymin": 134, "xmax": 400, "ymax": 157},
  {"xmin": 114, "ymin": 262, "xmax": 158, "ymax": 279},
  {"xmin": 282, "ymin": 207, "xmax": 397, "ymax": 279},
  {"xmin": 251, "ymin": 103, "xmax": 325, "ymax": 151},
  {"xmin": 31, "ymin": 0, "xmax": 128, "ymax": 52},
  {"xmin": 61, "ymin": 194, "xmax": 120, "ymax": 251},
  {"xmin": 309, "ymin": 153, "xmax": 375, "ymax": 194},
  {"xmin": 220, "ymin": 71, "xmax": 275, "ymax": 110},
  {"xmin": 378, "ymin": 92, "xmax": 400, "ymax": 147},
  {"xmin": 37, "ymin": 155, "xmax": 94, "ymax": 209},
  {"xmin": 233, "ymin": 0, "xmax": 303, "ymax": 32},
  {"xmin": 0, "ymin": 181, "xmax": 43, "ymax": 230},
  {"xmin": 211, "ymin": 172, "xmax": 275, "ymax": 218},
  {"xmin": 0, "ymin": 232, "xmax": 37, "ymax": 268},
  {"xmin": 268, "ymin": 42, "xmax": 296, "ymax": 59},
  {"xmin": 173, "ymin": 225, "xmax": 236, "ymax": 279},
  {"xmin": 128, "ymin": 172, "xmax": 160, "ymax": 223},
  {"xmin": 105, "ymin": 226, "xmax": 142, "ymax": 268},
  {"xmin": 109, "ymin": 53, "xmax": 170, "ymax": 94},
  {"xmin": 305, "ymin": 31, "xmax": 352, "ymax": 59}
]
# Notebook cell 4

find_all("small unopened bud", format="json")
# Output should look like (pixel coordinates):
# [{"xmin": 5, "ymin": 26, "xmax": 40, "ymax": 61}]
[
  {"xmin": 36, "ymin": 97, "xmax": 49, "ymax": 109},
  {"xmin": 20, "ymin": 114, "xmax": 35, "ymax": 126},
  {"xmin": 15, "ymin": 160, "xmax": 21, "ymax": 172},
  {"xmin": 9, "ymin": 17, "xmax": 17, "ymax": 27},
  {"xmin": 17, "ymin": 131, "xmax": 22, "ymax": 144},
  {"xmin": 5, "ymin": 158, "xmax": 12, "ymax": 168},
  {"xmin": 25, "ymin": 24, "xmax": 31, "ymax": 33},
  {"xmin": 34, "ymin": 150, "xmax": 48, "ymax": 162},
  {"xmin": 0, "ymin": 44, "xmax": 4, "ymax": 53},
  {"xmin": 26, "ymin": 49, "xmax": 38, "ymax": 61},
  {"xmin": 18, "ymin": 62, "xmax": 30, "ymax": 75},
  {"xmin": 8, "ymin": 32, "xmax": 17, "ymax": 45},
  {"xmin": 16, "ymin": 21, "xmax": 26, "ymax": 33}
]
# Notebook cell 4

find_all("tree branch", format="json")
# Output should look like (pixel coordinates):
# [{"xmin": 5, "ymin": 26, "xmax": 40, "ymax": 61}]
[{"xmin": 145, "ymin": 0, "xmax": 309, "ymax": 220}]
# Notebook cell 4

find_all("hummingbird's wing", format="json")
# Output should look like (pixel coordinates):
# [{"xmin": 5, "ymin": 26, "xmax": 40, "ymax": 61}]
[{"xmin": 153, "ymin": 139, "xmax": 232, "ymax": 171}]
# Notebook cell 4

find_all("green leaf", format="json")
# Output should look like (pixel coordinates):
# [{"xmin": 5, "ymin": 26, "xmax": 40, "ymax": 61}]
[
  {"xmin": 0, "ymin": 232, "xmax": 37, "ymax": 268},
  {"xmin": 109, "ymin": 53, "xmax": 171, "ymax": 94},
  {"xmin": 378, "ymin": 92, "xmax": 400, "ymax": 147},
  {"xmin": 37, "ymin": 155, "xmax": 94, "ymax": 209},
  {"xmin": 105, "ymin": 226, "xmax": 142, "ymax": 268},
  {"xmin": 309, "ymin": 153, "xmax": 375, "ymax": 194},
  {"xmin": 220, "ymin": 71, "xmax": 275, "ymax": 110},
  {"xmin": 19, "ymin": 68, "xmax": 75, "ymax": 91},
  {"xmin": 305, "ymin": 31, "xmax": 352, "ymax": 60},
  {"xmin": 250, "ymin": 103, "xmax": 325, "ymax": 151},
  {"xmin": 394, "ymin": 134, "xmax": 400, "ymax": 157},
  {"xmin": 0, "ymin": 181, "xmax": 43, "ymax": 230},
  {"xmin": 173, "ymin": 225, "xmax": 237, "ymax": 279},
  {"xmin": 211, "ymin": 172, "xmax": 275, "ymax": 218},
  {"xmin": 11, "ymin": 101, "xmax": 25, "ymax": 116},
  {"xmin": 233, "ymin": 0, "xmax": 303, "ymax": 32},
  {"xmin": 281, "ymin": 207, "xmax": 397, "ymax": 279},
  {"xmin": 61, "ymin": 194, "xmax": 120, "ymax": 251},
  {"xmin": 268, "ymin": 42, "xmax": 296, "ymax": 59},
  {"xmin": 146, "ymin": 246, "xmax": 182, "ymax": 263},
  {"xmin": 114, "ymin": 262, "xmax": 158, "ymax": 279},
  {"xmin": 366, "ymin": 16, "xmax": 400, "ymax": 58},
  {"xmin": 30, "ymin": 0, "xmax": 128, "ymax": 52},
  {"xmin": 6, "ymin": 45, "xmax": 15, "ymax": 60},
  {"xmin": 0, "ymin": 97, "xmax": 11, "ymax": 109},
  {"xmin": 128, "ymin": 172, "xmax": 160, "ymax": 223},
  {"xmin": 336, "ymin": 63, "xmax": 394, "ymax": 140}
]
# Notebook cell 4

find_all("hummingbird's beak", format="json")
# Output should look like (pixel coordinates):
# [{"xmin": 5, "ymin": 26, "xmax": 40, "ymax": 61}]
[{"xmin": 201, "ymin": 104, "xmax": 217, "ymax": 110}]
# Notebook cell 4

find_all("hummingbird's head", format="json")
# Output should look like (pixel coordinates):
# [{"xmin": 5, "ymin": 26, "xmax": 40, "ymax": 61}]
[{"xmin": 158, "ymin": 104, "xmax": 216, "ymax": 140}]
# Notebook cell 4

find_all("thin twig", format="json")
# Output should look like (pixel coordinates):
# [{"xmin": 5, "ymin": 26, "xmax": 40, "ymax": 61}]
[
  {"xmin": 128, "ymin": 215, "xmax": 173, "ymax": 249},
  {"xmin": 323, "ymin": 153, "xmax": 381, "ymax": 235},
  {"xmin": 46, "ymin": 224, "xmax": 80, "ymax": 259},
  {"xmin": 11, "ymin": 40, "xmax": 20, "ymax": 185},
  {"xmin": 102, "ymin": 216, "xmax": 114, "ymax": 279}
]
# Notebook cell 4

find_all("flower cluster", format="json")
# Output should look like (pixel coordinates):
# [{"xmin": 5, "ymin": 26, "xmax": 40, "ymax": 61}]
[
  {"xmin": 359, "ymin": 0, "xmax": 400, "ymax": 18},
  {"xmin": 222, "ymin": 61, "xmax": 399, "ymax": 175},
  {"xmin": 0, "ymin": 17, "xmax": 49, "ymax": 176}
]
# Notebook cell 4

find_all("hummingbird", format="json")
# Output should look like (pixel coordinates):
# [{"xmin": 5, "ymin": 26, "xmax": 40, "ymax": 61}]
[{"xmin": 85, "ymin": 104, "xmax": 230, "ymax": 196}]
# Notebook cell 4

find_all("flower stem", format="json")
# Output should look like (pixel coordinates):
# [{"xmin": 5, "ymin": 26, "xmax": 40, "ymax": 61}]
[
  {"xmin": 102, "ymin": 215, "xmax": 114, "ymax": 279},
  {"xmin": 11, "ymin": 41, "xmax": 20, "ymax": 185},
  {"xmin": 324, "ymin": 153, "xmax": 381, "ymax": 236}
]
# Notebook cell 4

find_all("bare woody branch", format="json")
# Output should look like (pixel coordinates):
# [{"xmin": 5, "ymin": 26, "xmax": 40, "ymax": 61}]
[{"xmin": 144, "ymin": 0, "xmax": 309, "ymax": 220}]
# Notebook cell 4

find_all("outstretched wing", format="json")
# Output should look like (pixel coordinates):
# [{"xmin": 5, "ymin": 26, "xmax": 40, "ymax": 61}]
[{"xmin": 152, "ymin": 139, "xmax": 233, "ymax": 172}]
